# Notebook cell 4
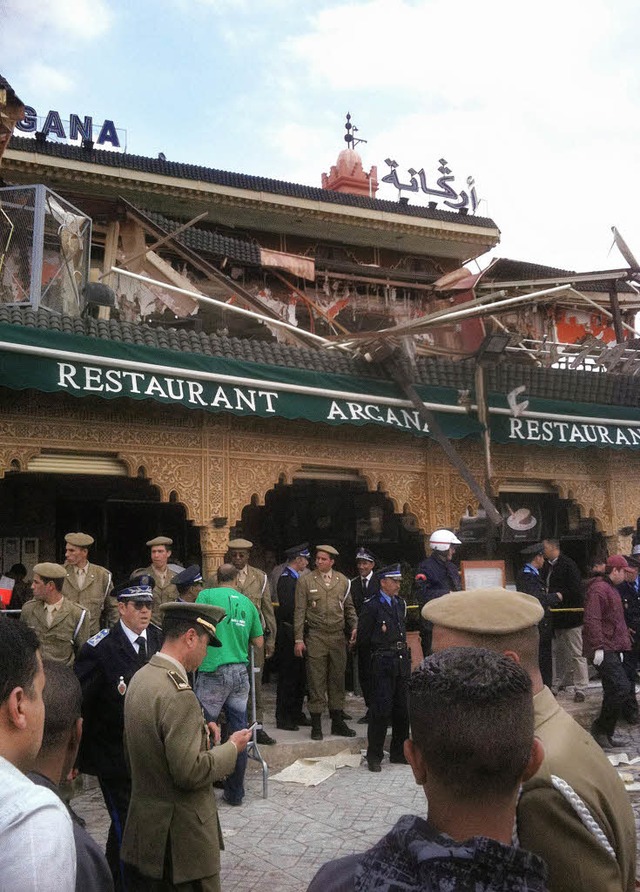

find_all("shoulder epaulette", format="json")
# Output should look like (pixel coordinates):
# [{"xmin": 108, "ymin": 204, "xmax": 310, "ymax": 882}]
[
  {"xmin": 87, "ymin": 628, "xmax": 109, "ymax": 647},
  {"xmin": 167, "ymin": 670, "xmax": 191, "ymax": 690}
]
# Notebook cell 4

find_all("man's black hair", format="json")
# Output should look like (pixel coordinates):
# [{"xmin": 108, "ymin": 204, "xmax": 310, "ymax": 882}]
[
  {"xmin": 409, "ymin": 647, "xmax": 533, "ymax": 801},
  {"xmin": 0, "ymin": 618, "xmax": 40, "ymax": 705},
  {"xmin": 38, "ymin": 574, "xmax": 64, "ymax": 593},
  {"xmin": 543, "ymin": 538, "xmax": 560, "ymax": 549},
  {"xmin": 40, "ymin": 659, "xmax": 82, "ymax": 751},
  {"xmin": 217, "ymin": 563, "xmax": 239, "ymax": 584}
]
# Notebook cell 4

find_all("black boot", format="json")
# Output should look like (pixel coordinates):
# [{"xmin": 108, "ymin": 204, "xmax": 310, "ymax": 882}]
[
  {"xmin": 330, "ymin": 710, "xmax": 356, "ymax": 737},
  {"xmin": 310, "ymin": 713, "xmax": 323, "ymax": 740}
]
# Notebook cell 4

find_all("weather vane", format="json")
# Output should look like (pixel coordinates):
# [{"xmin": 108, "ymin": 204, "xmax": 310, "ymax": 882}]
[{"xmin": 344, "ymin": 112, "xmax": 367, "ymax": 149}]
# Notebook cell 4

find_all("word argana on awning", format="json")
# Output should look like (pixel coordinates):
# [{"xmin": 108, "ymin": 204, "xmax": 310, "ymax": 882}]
[{"xmin": 1, "ymin": 323, "xmax": 640, "ymax": 449}]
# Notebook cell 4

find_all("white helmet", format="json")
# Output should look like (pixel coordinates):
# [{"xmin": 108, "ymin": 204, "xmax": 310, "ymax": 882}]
[{"xmin": 429, "ymin": 529, "xmax": 462, "ymax": 551}]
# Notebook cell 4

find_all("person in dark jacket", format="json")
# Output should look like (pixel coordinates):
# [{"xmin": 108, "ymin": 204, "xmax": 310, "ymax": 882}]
[
  {"xmin": 29, "ymin": 659, "xmax": 113, "ymax": 892},
  {"xmin": 414, "ymin": 529, "xmax": 462, "ymax": 658},
  {"xmin": 583, "ymin": 555, "xmax": 633, "ymax": 748},
  {"xmin": 74, "ymin": 575, "xmax": 162, "ymax": 889},
  {"xmin": 275, "ymin": 543, "xmax": 310, "ymax": 730},
  {"xmin": 357, "ymin": 564, "xmax": 410, "ymax": 771},
  {"xmin": 307, "ymin": 648, "xmax": 547, "ymax": 892},
  {"xmin": 543, "ymin": 539, "xmax": 587, "ymax": 702},
  {"xmin": 350, "ymin": 547, "xmax": 378, "ymax": 723},
  {"xmin": 516, "ymin": 543, "xmax": 562, "ymax": 689},
  {"xmin": 619, "ymin": 555, "xmax": 640, "ymax": 722}
]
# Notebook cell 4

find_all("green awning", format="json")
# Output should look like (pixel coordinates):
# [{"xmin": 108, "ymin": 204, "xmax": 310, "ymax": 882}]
[
  {"xmin": 2, "ymin": 322, "xmax": 640, "ymax": 448},
  {"xmin": 0, "ymin": 323, "xmax": 479, "ymax": 440}
]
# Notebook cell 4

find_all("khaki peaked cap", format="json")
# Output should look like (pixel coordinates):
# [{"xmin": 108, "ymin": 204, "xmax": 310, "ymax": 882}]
[
  {"xmin": 146, "ymin": 536, "xmax": 173, "ymax": 547},
  {"xmin": 316, "ymin": 545, "xmax": 339, "ymax": 556},
  {"xmin": 228, "ymin": 538, "xmax": 253, "ymax": 550},
  {"xmin": 33, "ymin": 562, "xmax": 67, "ymax": 580},
  {"xmin": 65, "ymin": 532, "xmax": 94, "ymax": 547},
  {"xmin": 422, "ymin": 587, "xmax": 544, "ymax": 634},
  {"xmin": 159, "ymin": 601, "xmax": 225, "ymax": 647}
]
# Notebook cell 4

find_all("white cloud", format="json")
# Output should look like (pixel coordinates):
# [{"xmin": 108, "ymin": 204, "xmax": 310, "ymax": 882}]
[{"xmin": 20, "ymin": 63, "xmax": 74, "ymax": 96}]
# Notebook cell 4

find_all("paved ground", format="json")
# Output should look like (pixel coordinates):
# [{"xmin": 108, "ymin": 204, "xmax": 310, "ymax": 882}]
[{"xmin": 72, "ymin": 679, "xmax": 640, "ymax": 891}]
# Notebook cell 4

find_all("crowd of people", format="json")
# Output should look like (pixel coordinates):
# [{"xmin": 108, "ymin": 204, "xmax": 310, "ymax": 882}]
[{"xmin": 0, "ymin": 526, "xmax": 638, "ymax": 891}]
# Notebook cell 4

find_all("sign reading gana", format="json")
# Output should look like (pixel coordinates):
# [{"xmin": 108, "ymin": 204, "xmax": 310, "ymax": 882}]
[{"xmin": 15, "ymin": 107, "xmax": 123, "ymax": 149}]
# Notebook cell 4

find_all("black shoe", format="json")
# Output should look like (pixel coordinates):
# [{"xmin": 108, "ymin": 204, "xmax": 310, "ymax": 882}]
[
  {"xmin": 222, "ymin": 795, "xmax": 243, "ymax": 807},
  {"xmin": 330, "ymin": 711, "xmax": 357, "ymax": 737},
  {"xmin": 256, "ymin": 729, "xmax": 277, "ymax": 746},
  {"xmin": 357, "ymin": 711, "xmax": 370, "ymax": 725},
  {"xmin": 367, "ymin": 760, "xmax": 382, "ymax": 772},
  {"xmin": 296, "ymin": 714, "xmax": 311, "ymax": 727},
  {"xmin": 608, "ymin": 734, "xmax": 625, "ymax": 747},
  {"xmin": 276, "ymin": 720, "xmax": 299, "ymax": 731},
  {"xmin": 389, "ymin": 754, "xmax": 408, "ymax": 765},
  {"xmin": 310, "ymin": 714, "xmax": 323, "ymax": 740},
  {"xmin": 340, "ymin": 710, "xmax": 353, "ymax": 720},
  {"xmin": 591, "ymin": 723, "xmax": 613, "ymax": 749}
]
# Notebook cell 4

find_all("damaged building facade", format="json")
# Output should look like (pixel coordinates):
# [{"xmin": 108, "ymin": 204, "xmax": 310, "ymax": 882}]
[{"xmin": 1, "ymin": 99, "xmax": 640, "ymax": 583}]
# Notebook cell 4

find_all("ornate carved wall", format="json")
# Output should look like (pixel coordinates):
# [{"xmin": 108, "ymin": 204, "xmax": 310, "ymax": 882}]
[{"xmin": 1, "ymin": 389, "xmax": 639, "ymax": 574}]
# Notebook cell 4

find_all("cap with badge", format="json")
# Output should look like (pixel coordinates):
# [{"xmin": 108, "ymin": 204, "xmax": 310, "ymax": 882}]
[
  {"xmin": 117, "ymin": 574, "xmax": 155, "ymax": 602},
  {"xmin": 173, "ymin": 565, "xmax": 204, "ymax": 588},
  {"xmin": 422, "ymin": 586, "xmax": 544, "ymax": 633},
  {"xmin": 356, "ymin": 547, "xmax": 376, "ymax": 563},
  {"xmin": 520, "ymin": 542, "xmax": 545, "ymax": 557},
  {"xmin": 378, "ymin": 563, "xmax": 402, "ymax": 579},
  {"xmin": 33, "ymin": 562, "xmax": 67, "ymax": 580},
  {"xmin": 146, "ymin": 536, "xmax": 173, "ymax": 547},
  {"xmin": 284, "ymin": 543, "xmax": 310, "ymax": 559},
  {"xmin": 228, "ymin": 538, "xmax": 253, "ymax": 550},
  {"xmin": 159, "ymin": 601, "xmax": 225, "ymax": 647},
  {"xmin": 65, "ymin": 532, "xmax": 94, "ymax": 548},
  {"xmin": 316, "ymin": 544, "xmax": 339, "ymax": 556}
]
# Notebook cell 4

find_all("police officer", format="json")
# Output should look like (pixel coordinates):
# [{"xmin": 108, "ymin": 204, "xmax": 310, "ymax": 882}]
[
  {"xmin": 173, "ymin": 564, "xmax": 205, "ymax": 602},
  {"xmin": 275, "ymin": 543, "xmax": 310, "ymax": 730},
  {"xmin": 21, "ymin": 562, "xmax": 90, "ymax": 666},
  {"xmin": 414, "ymin": 529, "xmax": 462, "ymax": 657},
  {"xmin": 516, "ymin": 543, "xmax": 562, "ymax": 689},
  {"xmin": 350, "ymin": 547, "xmax": 378, "ymax": 723},
  {"xmin": 62, "ymin": 531, "xmax": 117, "ymax": 636},
  {"xmin": 357, "ymin": 564, "xmax": 410, "ymax": 772},
  {"xmin": 138, "ymin": 536, "xmax": 179, "ymax": 620},
  {"xmin": 294, "ymin": 545, "xmax": 358, "ymax": 740},
  {"xmin": 226, "ymin": 538, "xmax": 277, "ymax": 745},
  {"xmin": 74, "ymin": 575, "xmax": 162, "ymax": 890}
]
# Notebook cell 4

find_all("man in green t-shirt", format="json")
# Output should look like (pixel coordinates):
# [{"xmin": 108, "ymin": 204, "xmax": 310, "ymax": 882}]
[{"xmin": 195, "ymin": 564, "xmax": 264, "ymax": 806}]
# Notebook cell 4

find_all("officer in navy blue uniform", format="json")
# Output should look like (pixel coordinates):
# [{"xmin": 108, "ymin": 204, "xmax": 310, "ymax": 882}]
[
  {"xmin": 74, "ymin": 574, "xmax": 163, "ymax": 890},
  {"xmin": 516, "ymin": 543, "xmax": 562, "ymax": 689},
  {"xmin": 414, "ymin": 529, "xmax": 462, "ymax": 658},
  {"xmin": 173, "ymin": 563, "xmax": 205, "ymax": 602},
  {"xmin": 349, "ymin": 547, "xmax": 378, "ymax": 720},
  {"xmin": 357, "ymin": 564, "xmax": 410, "ymax": 772},
  {"xmin": 275, "ymin": 543, "xmax": 310, "ymax": 730}
]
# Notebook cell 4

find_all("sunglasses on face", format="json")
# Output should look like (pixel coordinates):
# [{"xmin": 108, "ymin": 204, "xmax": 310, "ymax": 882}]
[{"xmin": 130, "ymin": 600, "xmax": 152, "ymax": 610}]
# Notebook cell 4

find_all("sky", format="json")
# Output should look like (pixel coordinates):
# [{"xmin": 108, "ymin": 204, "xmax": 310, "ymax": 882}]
[{"xmin": 2, "ymin": 0, "xmax": 639, "ymax": 273}]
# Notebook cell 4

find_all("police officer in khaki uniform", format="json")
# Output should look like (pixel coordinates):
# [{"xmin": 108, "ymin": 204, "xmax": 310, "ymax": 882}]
[
  {"xmin": 63, "ymin": 532, "xmax": 117, "ymax": 636},
  {"xmin": 294, "ymin": 545, "xmax": 358, "ymax": 740},
  {"xmin": 423, "ymin": 586, "xmax": 637, "ymax": 892},
  {"xmin": 226, "ymin": 538, "xmax": 277, "ymax": 746},
  {"xmin": 21, "ymin": 562, "xmax": 90, "ymax": 666},
  {"xmin": 122, "ymin": 602, "xmax": 252, "ymax": 892},
  {"xmin": 139, "ymin": 536, "xmax": 179, "ymax": 621}
]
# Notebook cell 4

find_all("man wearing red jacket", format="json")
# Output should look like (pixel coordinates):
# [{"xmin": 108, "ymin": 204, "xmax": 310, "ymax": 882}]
[{"xmin": 583, "ymin": 555, "xmax": 633, "ymax": 748}]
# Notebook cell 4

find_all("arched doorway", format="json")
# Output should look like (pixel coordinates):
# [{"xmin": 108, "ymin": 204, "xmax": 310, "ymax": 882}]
[
  {"xmin": 233, "ymin": 474, "xmax": 424, "ymax": 575},
  {"xmin": 0, "ymin": 470, "xmax": 201, "ymax": 585}
]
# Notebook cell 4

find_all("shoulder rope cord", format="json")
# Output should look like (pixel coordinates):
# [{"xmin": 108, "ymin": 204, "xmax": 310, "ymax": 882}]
[
  {"xmin": 73, "ymin": 609, "xmax": 88, "ymax": 641},
  {"xmin": 549, "ymin": 775, "xmax": 616, "ymax": 860}
]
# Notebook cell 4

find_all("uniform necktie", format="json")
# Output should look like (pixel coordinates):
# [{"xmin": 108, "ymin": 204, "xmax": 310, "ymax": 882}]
[
  {"xmin": 136, "ymin": 636, "xmax": 147, "ymax": 661},
  {"xmin": 76, "ymin": 567, "xmax": 86, "ymax": 590}
]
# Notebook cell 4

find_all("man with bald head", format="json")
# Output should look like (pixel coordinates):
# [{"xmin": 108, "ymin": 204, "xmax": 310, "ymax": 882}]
[{"xmin": 423, "ymin": 587, "xmax": 636, "ymax": 892}]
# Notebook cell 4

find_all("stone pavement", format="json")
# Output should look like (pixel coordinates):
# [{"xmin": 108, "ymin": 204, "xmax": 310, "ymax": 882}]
[{"xmin": 71, "ymin": 679, "xmax": 640, "ymax": 892}]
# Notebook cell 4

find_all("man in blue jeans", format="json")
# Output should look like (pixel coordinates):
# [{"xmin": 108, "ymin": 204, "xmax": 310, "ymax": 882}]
[{"xmin": 195, "ymin": 563, "xmax": 263, "ymax": 806}]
